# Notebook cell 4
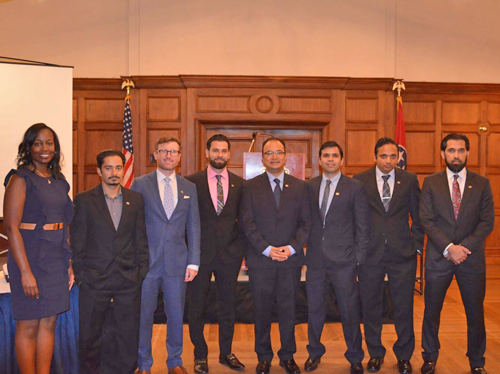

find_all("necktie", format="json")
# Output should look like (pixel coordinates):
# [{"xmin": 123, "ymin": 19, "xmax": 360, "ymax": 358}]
[
  {"xmin": 452, "ymin": 174, "xmax": 461, "ymax": 220},
  {"xmin": 273, "ymin": 178, "xmax": 281, "ymax": 207},
  {"xmin": 320, "ymin": 179, "xmax": 331, "ymax": 223},
  {"xmin": 216, "ymin": 174, "xmax": 224, "ymax": 215},
  {"xmin": 382, "ymin": 175, "xmax": 391, "ymax": 212},
  {"xmin": 163, "ymin": 177, "xmax": 174, "ymax": 219}
]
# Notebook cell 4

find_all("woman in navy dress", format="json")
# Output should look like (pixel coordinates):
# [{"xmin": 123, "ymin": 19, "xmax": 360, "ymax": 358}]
[{"xmin": 3, "ymin": 123, "xmax": 74, "ymax": 374}]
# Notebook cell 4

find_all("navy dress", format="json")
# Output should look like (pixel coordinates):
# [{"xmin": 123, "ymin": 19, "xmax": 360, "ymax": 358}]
[{"xmin": 4, "ymin": 168, "xmax": 73, "ymax": 320}]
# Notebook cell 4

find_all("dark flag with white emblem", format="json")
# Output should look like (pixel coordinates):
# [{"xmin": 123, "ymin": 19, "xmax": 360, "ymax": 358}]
[
  {"xmin": 395, "ymin": 96, "xmax": 407, "ymax": 170},
  {"xmin": 122, "ymin": 97, "xmax": 135, "ymax": 188}
]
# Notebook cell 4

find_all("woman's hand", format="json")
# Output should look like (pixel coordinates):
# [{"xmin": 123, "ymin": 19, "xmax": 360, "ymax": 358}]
[
  {"xmin": 68, "ymin": 263, "xmax": 75, "ymax": 290},
  {"xmin": 21, "ymin": 270, "xmax": 39, "ymax": 299}
]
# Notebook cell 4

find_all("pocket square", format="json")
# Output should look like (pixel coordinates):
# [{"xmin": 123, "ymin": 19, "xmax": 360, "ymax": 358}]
[{"xmin": 183, "ymin": 195, "xmax": 190, "ymax": 199}]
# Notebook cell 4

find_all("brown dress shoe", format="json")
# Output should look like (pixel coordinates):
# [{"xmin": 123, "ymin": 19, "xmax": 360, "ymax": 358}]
[{"xmin": 169, "ymin": 366, "xmax": 189, "ymax": 374}]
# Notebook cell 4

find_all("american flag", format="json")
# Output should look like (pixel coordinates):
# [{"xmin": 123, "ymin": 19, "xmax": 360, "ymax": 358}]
[
  {"xmin": 395, "ymin": 96, "xmax": 407, "ymax": 170},
  {"xmin": 122, "ymin": 98, "xmax": 134, "ymax": 188}
]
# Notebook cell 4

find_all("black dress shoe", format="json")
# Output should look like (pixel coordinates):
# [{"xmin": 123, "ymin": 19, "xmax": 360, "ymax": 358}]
[
  {"xmin": 421, "ymin": 361, "xmax": 436, "ymax": 374},
  {"xmin": 304, "ymin": 357, "xmax": 321, "ymax": 372},
  {"xmin": 280, "ymin": 359, "xmax": 301, "ymax": 374},
  {"xmin": 256, "ymin": 361, "xmax": 271, "ymax": 374},
  {"xmin": 351, "ymin": 363, "xmax": 364, "ymax": 374},
  {"xmin": 471, "ymin": 367, "xmax": 487, "ymax": 374},
  {"xmin": 367, "ymin": 357, "xmax": 383, "ymax": 372},
  {"xmin": 194, "ymin": 359, "xmax": 209, "ymax": 374},
  {"xmin": 397, "ymin": 360, "xmax": 412, "ymax": 374},
  {"xmin": 219, "ymin": 354, "xmax": 245, "ymax": 370}
]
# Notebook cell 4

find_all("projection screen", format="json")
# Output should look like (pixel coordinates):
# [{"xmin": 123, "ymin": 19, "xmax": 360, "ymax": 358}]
[{"xmin": 0, "ymin": 61, "xmax": 73, "ymax": 217}]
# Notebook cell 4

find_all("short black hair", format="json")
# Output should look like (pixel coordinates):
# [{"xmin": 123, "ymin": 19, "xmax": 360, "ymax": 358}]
[
  {"xmin": 441, "ymin": 133, "xmax": 470, "ymax": 151},
  {"xmin": 319, "ymin": 141, "xmax": 344, "ymax": 159},
  {"xmin": 262, "ymin": 137, "xmax": 286, "ymax": 154},
  {"xmin": 207, "ymin": 134, "xmax": 230, "ymax": 150},
  {"xmin": 374, "ymin": 137, "xmax": 398, "ymax": 156},
  {"xmin": 96, "ymin": 149, "xmax": 126, "ymax": 169}
]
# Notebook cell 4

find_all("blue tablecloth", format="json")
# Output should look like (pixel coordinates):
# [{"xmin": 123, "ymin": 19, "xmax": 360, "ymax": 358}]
[{"xmin": 0, "ymin": 286, "xmax": 80, "ymax": 374}]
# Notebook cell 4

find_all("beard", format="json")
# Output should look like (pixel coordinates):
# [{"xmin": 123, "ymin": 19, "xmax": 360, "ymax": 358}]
[
  {"xmin": 209, "ymin": 158, "xmax": 228, "ymax": 170},
  {"xmin": 446, "ymin": 156, "xmax": 467, "ymax": 173}
]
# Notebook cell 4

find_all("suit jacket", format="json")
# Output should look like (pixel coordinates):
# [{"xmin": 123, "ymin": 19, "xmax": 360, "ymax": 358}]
[
  {"xmin": 420, "ymin": 169, "xmax": 495, "ymax": 273},
  {"xmin": 130, "ymin": 171, "xmax": 201, "ymax": 276},
  {"xmin": 353, "ymin": 167, "xmax": 424, "ymax": 264},
  {"xmin": 70, "ymin": 185, "xmax": 149, "ymax": 288},
  {"xmin": 240, "ymin": 173, "xmax": 311, "ymax": 269},
  {"xmin": 185, "ymin": 169, "xmax": 245, "ymax": 265},
  {"xmin": 306, "ymin": 174, "xmax": 370, "ymax": 268}
]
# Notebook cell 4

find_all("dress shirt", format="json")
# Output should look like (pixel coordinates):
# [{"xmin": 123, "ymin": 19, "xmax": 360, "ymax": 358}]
[
  {"xmin": 375, "ymin": 167, "xmax": 395, "ymax": 200},
  {"xmin": 207, "ymin": 166, "xmax": 229, "ymax": 211},
  {"xmin": 103, "ymin": 186, "xmax": 123, "ymax": 230},
  {"xmin": 319, "ymin": 172, "xmax": 341, "ymax": 225},
  {"xmin": 262, "ymin": 171, "xmax": 296, "ymax": 258},
  {"xmin": 157, "ymin": 169, "xmax": 199, "ymax": 271},
  {"xmin": 443, "ymin": 167, "xmax": 468, "ymax": 257}
]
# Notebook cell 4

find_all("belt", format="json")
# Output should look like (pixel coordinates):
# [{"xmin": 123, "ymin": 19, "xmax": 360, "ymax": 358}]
[{"xmin": 19, "ymin": 222, "xmax": 64, "ymax": 231}]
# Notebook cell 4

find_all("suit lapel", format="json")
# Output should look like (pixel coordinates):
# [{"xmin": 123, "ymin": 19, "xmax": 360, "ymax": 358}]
[
  {"xmin": 387, "ymin": 168, "xmax": 402, "ymax": 215},
  {"xmin": 367, "ymin": 167, "xmax": 386, "ymax": 214},
  {"xmin": 437, "ymin": 171, "xmax": 456, "ymax": 222},
  {"xmin": 223, "ymin": 172, "xmax": 237, "ymax": 215},
  {"xmin": 458, "ymin": 169, "xmax": 473, "ymax": 220},
  {"xmin": 201, "ymin": 169, "xmax": 218, "ymax": 217},
  {"xmin": 327, "ymin": 174, "xmax": 346, "ymax": 214},
  {"xmin": 310, "ymin": 176, "xmax": 322, "ymax": 219},
  {"xmin": 116, "ymin": 188, "xmax": 132, "ymax": 233},
  {"xmin": 147, "ymin": 170, "xmax": 168, "ymax": 220},
  {"xmin": 92, "ymin": 185, "xmax": 117, "ymax": 232},
  {"xmin": 280, "ymin": 174, "xmax": 295, "ymax": 211},
  {"xmin": 259, "ymin": 173, "xmax": 279, "ymax": 212}
]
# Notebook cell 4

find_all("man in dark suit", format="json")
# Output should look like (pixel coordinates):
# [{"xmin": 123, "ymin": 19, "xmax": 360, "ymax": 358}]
[
  {"xmin": 240, "ymin": 138, "xmax": 311, "ymax": 374},
  {"xmin": 419, "ymin": 133, "xmax": 494, "ymax": 374},
  {"xmin": 131, "ymin": 136, "xmax": 201, "ymax": 374},
  {"xmin": 186, "ymin": 134, "xmax": 246, "ymax": 373},
  {"xmin": 354, "ymin": 137, "xmax": 424, "ymax": 374},
  {"xmin": 71, "ymin": 149, "xmax": 149, "ymax": 374},
  {"xmin": 305, "ymin": 141, "xmax": 369, "ymax": 374}
]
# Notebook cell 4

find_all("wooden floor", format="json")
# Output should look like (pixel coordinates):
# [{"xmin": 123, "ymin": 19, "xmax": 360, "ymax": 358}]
[{"xmin": 149, "ymin": 279, "xmax": 500, "ymax": 374}]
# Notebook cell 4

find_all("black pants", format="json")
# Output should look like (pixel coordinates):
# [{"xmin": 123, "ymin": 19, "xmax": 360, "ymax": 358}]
[
  {"xmin": 422, "ymin": 267, "xmax": 486, "ymax": 367},
  {"xmin": 188, "ymin": 255, "xmax": 241, "ymax": 359},
  {"xmin": 306, "ymin": 261, "xmax": 364, "ymax": 365},
  {"xmin": 79, "ymin": 272, "xmax": 142, "ymax": 374},
  {"xmin": 249, "ymin": 266, "xmax": 301, "ymax": 362},
  {"xmin": 358, "ymin": 258, "xmax": 417, "ymax": 361}
]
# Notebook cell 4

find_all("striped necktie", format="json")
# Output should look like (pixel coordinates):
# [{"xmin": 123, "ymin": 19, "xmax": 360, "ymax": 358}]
[
  {"xmin": 320, "ymin": 179, "xmax": 331, "ymax": 223},
  {"xmin": 452, "ymin": 174, "xmax": 461, "ymax": 220},
  {"xmin": 216, "ymin": 174, "xmax": 224, "ymax": 215},
  {"xmin": 382, "ymin": 175, "xmax": 391, "ymax": 212}
]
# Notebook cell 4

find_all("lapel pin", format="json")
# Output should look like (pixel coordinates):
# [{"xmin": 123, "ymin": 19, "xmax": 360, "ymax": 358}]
[
  {"xmin": 126, "ymin": 201, "xmax": 130, "ymax": 205},
  {"xmin": 397, "ymin": 181, "xmax": 401, "ymax": 184},
  {"xmin": 335, "ymin": 192, "xmax": 340, "ymax": 196},
  {"xmin": 285, "ymin": 184, "xmax": 289, "ymax": 188},
  {"xmin": 181, "ymin": 190, "xmax": 184, "ymax": 194},
  {"xmin": 468, "ymin": 185, "xmax": 472, "ymax": 189}
]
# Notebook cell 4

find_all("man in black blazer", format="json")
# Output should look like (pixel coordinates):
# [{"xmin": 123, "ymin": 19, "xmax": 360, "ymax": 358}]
[
  {"xmin": 186, "ymin": 134, "xmax": 246, "ymax": 373},
  {"xmin": 354, "ymin": 137, "xmax": 424, "ymax": 374},
  {"xmin": 305, "ymin": 141, "xmax": 369, "ymax": 374},
  {"xmin": 71, "ymin": 149, "xmax": 149, "ymax": 374},
  {"xmin": 240, "ymin": 138, "xmax": 311, "ymax": 374},
  {"xmin": 419, "ymin": 133, "xmax": 494, "ymax": 374}
]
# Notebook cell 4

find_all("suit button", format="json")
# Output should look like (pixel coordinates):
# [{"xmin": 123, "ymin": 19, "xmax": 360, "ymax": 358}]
[
  {"xmin": 115, "ymin": 266, "xmax": 119, "ymax": 270},
  {"xmin": 322, "ymin": 237, "xmax": 325, "ymax": 241}
]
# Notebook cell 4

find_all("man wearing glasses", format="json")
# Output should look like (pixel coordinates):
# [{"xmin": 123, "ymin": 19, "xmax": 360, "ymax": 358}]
[
  {"xmin": 131, "ymin": 136, "xmax": 201, "ymax": 374},
  {"xmin": 240, "ymin": 138, "xmax": 311, "ymax": 374}
]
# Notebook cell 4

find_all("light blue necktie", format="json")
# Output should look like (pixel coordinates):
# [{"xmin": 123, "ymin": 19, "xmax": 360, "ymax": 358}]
[{"xmin": 163, "ymin": 177, "xmax": 175, "ymax": 219}]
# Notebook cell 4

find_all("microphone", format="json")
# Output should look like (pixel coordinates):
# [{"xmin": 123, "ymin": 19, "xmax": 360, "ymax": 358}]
[{"xmin": 248, "ymin": 132, "xmax": 259, "ymax": 152}]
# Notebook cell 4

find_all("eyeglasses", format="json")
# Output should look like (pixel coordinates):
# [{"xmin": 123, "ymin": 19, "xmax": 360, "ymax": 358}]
[
  {"xmin": 263, "ymin": 150, "xmax": 286, "ymax": 157},
  {"xmin": 157, "ymin": 149, "xmax": 181, "ymax": 156}
]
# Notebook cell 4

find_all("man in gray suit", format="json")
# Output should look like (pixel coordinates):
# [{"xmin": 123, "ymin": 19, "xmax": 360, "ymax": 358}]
[{"xmin": 131, "ymin": 136, "xmax": 201, "ymax": 374}]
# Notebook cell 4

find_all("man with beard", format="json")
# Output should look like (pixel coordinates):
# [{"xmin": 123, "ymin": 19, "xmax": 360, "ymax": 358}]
[
  {"xmin": 185, "ymin": 134, "xmax": 246, "ymax": 373},
  {"xmin": 132, "ymin": 136, "xmax": 201, "ymax": 374},
  {"xmin": 420, "ymin": 133, "xmax": 494, "ymax": 374},
  {"xmin": 71, "ymin": 149, "xmax": 149, "ymax": 374}
]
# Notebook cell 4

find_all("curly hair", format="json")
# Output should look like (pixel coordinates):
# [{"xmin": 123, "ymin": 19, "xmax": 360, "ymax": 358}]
[{"xmin": 17, "ymin": 123, "xmax": 64, "ymax": 179}]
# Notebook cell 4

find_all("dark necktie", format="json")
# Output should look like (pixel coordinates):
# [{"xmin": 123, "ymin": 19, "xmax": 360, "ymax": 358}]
[
  {"xmin": 273, "ymin": 178, "xmax": 281, "ymax": 207},
  {"xmin": 452, "ymin": 174, "xmax": 461, "ymax": 220},
  {"xmin": 382, "ymin": 175, "xmax": 391, "ymax": 212},
  {"xmin": 216, "ymin": 174, "xmax": 224, "ymax": 215},
  {"xmin": 320, "ymin": 179, "xmax": 331, "ymax": 223}
]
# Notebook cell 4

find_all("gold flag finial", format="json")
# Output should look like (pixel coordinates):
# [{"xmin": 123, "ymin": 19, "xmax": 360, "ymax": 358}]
[
  {"xmin": 121, "ymin": 79, "xmax": 135, "ymax": 98},
  {"xmin": 392, "ymin": 80, "xmax": 405, "ymax": 98}
]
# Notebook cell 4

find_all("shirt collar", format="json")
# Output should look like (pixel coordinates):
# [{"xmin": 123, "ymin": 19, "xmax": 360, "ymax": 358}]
[
  {"xmin": 207, "ymin": 166, "xmax": 228, "ymax": 180},
  {"xmin": 157, "ymin": 169, "xmax": 176, "ymax": 183},
  {"xmin": 322, "ymin": 172, "xmax": 341, "ymax": 185},
  {"xmin": 375, "ymin": 166, "xmax": 396, "ymax": 181},
  {"xmin": 102, "ymin": 185, "xmax": 122, "ymax": 199},
  {"xmin": 446, "ymin": 167, "xmax": 467, "ymax": 181},
  {"xmin": 266, "ymin": 171, "xmax": 284, "ymax": 185}
]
